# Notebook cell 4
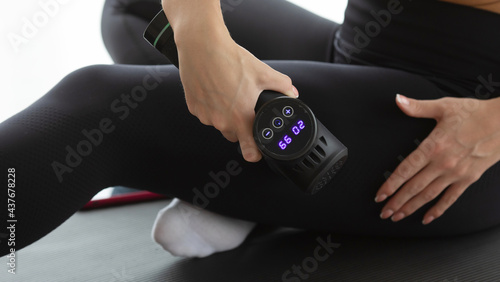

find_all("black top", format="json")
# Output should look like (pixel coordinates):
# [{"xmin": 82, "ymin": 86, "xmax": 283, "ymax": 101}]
[{"xmin": 335, "ymin": 0, "xmax": 500, "ymax": 98}]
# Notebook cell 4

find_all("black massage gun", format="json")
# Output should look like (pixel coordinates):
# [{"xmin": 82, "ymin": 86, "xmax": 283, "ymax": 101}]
[{"xmin": 144, "ymin": 10, "xmax": 348, "ymax": 194}]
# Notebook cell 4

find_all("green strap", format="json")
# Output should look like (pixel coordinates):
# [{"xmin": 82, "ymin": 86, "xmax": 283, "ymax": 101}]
[{"xmin": 153, "ymin": 23, "xmax": 171, "ymax": 48}]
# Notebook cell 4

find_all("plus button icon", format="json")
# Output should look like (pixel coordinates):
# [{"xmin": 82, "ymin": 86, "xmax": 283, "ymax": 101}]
[{"xmin": 283, "ymin": 106, "xmax": 294, "ymax": 117}]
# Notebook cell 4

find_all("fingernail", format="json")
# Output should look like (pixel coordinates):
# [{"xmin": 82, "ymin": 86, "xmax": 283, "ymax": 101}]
[
  {"xmin": 380, "ymin": 209, "xmax": 394, "ymax": 219},
  {"xmin": 392, "ymin": 212, "xmax": 405, "ymax": 222},
  {"xmin": 244, "ymin": 150, "xmax": 256, "ymax": 161},
  {"xmin": 375, "ymin": 194, "xmax": 387, "ymax": 203},
  {"xmin": 292, "ymin": 86, "xmax": 299, "ymax": 98},
  {"xmin": 396, "ymin": 94, "xmax": 410, "ymax": 106},
  {"xmin": 245, "ymin": 148, "xmax": 262, "ymax": 162},
  {"xmin": 423, "ymin": 216, "xmax": 435, "ymax": 225}
]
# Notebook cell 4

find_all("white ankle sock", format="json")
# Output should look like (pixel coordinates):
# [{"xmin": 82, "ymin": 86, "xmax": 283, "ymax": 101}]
[{"xmin": 152, "ymin": 198, "xmax": 256, "ymax": 258}]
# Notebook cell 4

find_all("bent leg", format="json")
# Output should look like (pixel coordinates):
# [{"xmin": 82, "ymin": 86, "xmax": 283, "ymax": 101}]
[
  {"xmin": 101, "ymin": 0, "xmax": 168, "ymax": 64},
  {"xmin": 101, "ymin": 0, "xmax": 340, "ymax": 64},
  {"xmin": 2, "ymin": 62, "xmax": 500, "ymax": 256}
]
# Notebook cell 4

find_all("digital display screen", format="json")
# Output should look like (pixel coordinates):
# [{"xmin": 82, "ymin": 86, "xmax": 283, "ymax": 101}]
[
  {"xmin": 254, "ymin": 98, "xmax": 316, "ymax": 160},
  {"xmin": 278, "ymin": 120, "xmax": 305, "ymax": 150}
]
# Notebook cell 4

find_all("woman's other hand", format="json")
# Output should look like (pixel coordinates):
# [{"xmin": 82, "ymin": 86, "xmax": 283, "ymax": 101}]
[
  {"xmin": 162, "ymin": 0, "xmax": 298, "ymax": 162},
  {"xmin": 376, "ymin": 95, "xmax": 500, "ymax": 225}
]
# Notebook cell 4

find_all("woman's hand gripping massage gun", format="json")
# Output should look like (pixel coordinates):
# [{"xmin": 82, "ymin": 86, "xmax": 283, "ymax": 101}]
[{"xmin": 144, "ymin": 10, "xmax": 348, "ymax": 195}]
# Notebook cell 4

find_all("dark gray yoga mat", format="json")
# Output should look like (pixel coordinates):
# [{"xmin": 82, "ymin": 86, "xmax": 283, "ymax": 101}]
[{"xmin": 1, "ymin": 199, "xmax": 499, "ymax": 281}]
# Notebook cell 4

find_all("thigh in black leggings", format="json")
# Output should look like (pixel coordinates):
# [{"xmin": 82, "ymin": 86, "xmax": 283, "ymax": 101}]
[
  {"xmin": 2, "ymin": 0, "xmax": 500, "ymax": 256},
  {"xmin": 101, "ymin": 0, "xmax": 340, "ymax": 64}
]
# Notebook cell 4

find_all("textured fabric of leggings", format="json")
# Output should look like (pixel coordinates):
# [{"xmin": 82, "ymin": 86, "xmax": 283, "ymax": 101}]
[{"xmin": 1, "ymin": 0, "xmax": 500, "ymax": 256}]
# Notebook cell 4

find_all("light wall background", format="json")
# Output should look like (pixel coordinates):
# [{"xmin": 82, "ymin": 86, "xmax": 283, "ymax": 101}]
[{"xmin": 0, "ymin": 1, "xmax": 347, "ymax": 123}]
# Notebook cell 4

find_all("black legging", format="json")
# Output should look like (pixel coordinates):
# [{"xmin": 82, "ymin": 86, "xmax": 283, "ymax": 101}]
[{"xmin": 2, "ymin": 0, "xmax": 500, "ymax": 256}]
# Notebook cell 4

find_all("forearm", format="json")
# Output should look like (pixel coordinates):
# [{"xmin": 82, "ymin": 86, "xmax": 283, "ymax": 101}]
[{"xmin": 161, "ymin": 0, "xmax": 231, "ymax": 47}]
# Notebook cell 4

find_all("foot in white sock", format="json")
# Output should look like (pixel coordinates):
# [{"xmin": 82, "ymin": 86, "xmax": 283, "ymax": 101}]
[{"xmin": 152, "ymin": 198, "xmax": 256, "ymax": 258}]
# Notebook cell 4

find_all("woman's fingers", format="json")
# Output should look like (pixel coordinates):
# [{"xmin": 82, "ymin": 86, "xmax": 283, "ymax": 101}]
[
  {"xmin": 375, "ymin": 95, "xmax": 500, "ymax": 224},
  {"xmin": 395, "ymin": 94, "xmax": 444, "ymax": 120},
  {"xmin": 387, "ymin": 175, "xmax": 451, "ymax": 222},
  {"xmin": 376, "ymin": 95, "xmax": 466, "ymax": 223},
  {"xmin": 221, "ymin": 131, "xmax": 238, "ymax": 143},
  {"xmin": 238, "ymin": 127, "xmax": 262, "ymax": 162},
  {"xmin": 258, "ymin": 63, "xmax": 298, "ymax": 99},
  {"xmin": 376, "ymin": 138, "xmax": 432, "ymax": 203},
  {"xmin": 380, "ymin": 164, "xmax": 443, "ymax": 220},
  {"xmin": 231, "ymin": 63, "xmax": 298, "ymax": 162},
  {"xmin": 422, "ymin": 181, "xmax": 469, "ymax": 225}
]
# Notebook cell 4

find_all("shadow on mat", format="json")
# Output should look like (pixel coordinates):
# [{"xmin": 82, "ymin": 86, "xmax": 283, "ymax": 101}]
[{"xmin": 151, "ymin": 224, "xmax": 500, "ymax": 281}]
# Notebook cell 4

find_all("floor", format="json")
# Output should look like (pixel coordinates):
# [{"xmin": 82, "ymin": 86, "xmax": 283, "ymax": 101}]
[{"xmin": 2, "ymin": 198, "xmax": 499, "ymax": 281}]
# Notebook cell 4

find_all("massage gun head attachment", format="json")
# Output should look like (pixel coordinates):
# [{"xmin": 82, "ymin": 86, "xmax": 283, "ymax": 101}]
[
  {"xmin": 254, "ymin": 91, "xmax": 348, "ymax": 195},
  {"xmin": 143, "ymin": 10, "xmax": 180, "ymax": 68}
]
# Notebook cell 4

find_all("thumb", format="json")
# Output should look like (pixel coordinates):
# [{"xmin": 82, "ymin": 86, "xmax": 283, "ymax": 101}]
[
  {"xmin": 262, "ymin": 68, "xmax": 299, "ymax": 99},
  {"xmin": 396, "ymin": 94, "xmax": 442, "ymax": 120}
]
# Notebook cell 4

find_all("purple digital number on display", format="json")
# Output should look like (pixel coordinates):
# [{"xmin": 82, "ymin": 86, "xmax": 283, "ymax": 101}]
[{"xmin": 278, "ymin": 120, "xmax": 305, "ymax": 150}]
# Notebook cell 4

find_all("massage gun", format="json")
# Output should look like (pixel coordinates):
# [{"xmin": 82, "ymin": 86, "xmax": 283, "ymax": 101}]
[{"xmin": 144, "ymin": 10, "xmax": 348, "ymax": 194}]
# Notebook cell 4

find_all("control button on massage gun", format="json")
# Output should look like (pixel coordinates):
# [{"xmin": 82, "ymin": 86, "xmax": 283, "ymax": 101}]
[
  {"xmin": 262, "ymin": 128, "xmax": 274, "ymax": 140},
  {"xmin": 283, "ymin": 106, "xmax": 294, "ymax": 117},
  {"xmin": 272, "ymin": 117, "xmax": 284, "ymax": 129}
]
